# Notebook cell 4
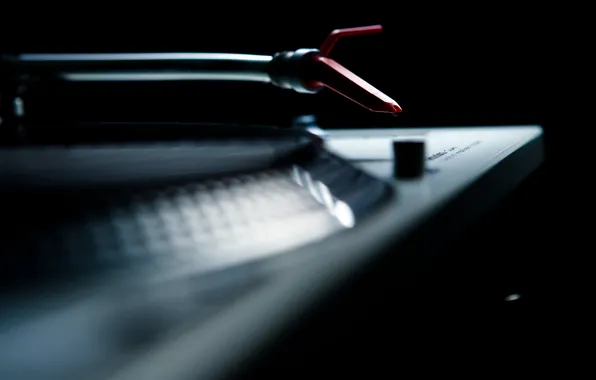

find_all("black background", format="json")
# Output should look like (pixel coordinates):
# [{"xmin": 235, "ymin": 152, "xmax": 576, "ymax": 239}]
[
  {"xmin": 1, "ymin": 7, "xmax": 591, "ymax": 376},
  {"xmin": 0, "ymin": 12, "xmax": 559, "ymax": 129},
  {"xmin": 2, "ymin": 10, "xmax": 584, "ymax": 165}
]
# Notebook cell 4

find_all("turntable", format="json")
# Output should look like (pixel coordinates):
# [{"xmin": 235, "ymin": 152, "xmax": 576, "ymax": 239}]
[{"xmin": 0, "ymin": 26, "xmax": 544, "ymax": 380}]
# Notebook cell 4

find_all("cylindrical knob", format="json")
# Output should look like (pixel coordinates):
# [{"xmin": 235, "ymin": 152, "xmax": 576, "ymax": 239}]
[{"xmin": 393, "ymin": 137, "xmax": 426, "ymax": 178}]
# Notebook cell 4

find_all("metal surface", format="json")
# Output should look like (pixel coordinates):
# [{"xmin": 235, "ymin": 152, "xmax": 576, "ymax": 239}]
[
  {"xmin": 9, "ymin": 53, "xmax": 273, "ymax": 82},
  {"xmin": 0, "ymin": 126, "xmax": 543, "ymax": 380},
  {"xmin": 0, "ymin": 143, "xmax": 392, "ymax": 380},
  {"xmin": 100, "ymin": 126, "xmax": 544, "ymax": 380}
]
